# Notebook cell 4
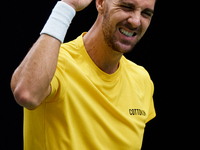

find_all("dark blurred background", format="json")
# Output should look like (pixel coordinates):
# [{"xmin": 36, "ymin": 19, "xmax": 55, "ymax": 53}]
[{"xmin": 1, "ymin": 0, "xmax": 190, "ymax": 149}]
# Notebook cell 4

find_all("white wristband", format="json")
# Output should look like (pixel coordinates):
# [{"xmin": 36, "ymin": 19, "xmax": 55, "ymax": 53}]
[{"xmin": 40, "ymin": 1, "xmax": 76, "ymax": 43}]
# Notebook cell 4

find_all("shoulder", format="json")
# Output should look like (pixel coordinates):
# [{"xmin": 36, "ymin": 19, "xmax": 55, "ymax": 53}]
[
  {"xmin": 121, "ymin": 56, "xmax": 151, "ymax": 81},
  {"xmin": 59, "ymin": 33, "xmax": 85, "ymax": 62},
  {"xmin": 121, "ymin": 56, "xmax": 154, "ymax": 94}
]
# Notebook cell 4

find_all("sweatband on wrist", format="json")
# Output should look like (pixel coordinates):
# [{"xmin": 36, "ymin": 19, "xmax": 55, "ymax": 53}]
[{"xmin": 40, "ymin": 1, "xmax": 76, "ymax": 43}]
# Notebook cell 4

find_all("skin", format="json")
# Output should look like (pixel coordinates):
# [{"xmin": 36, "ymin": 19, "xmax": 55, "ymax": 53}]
[
  {"xmin": 84, "ymin": 0, "xmax": 155, "ymax": 74},
  {"xmin": 10, "ymin": 0, "xmax": 155, "ymax": 109},
  {"xmin": 102, "ymin": 0, "xmax": 154, "ymax": 53}
]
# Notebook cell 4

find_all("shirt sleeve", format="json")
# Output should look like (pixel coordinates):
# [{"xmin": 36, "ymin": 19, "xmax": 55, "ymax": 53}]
[
  {"xmin": 45, "ymin": 75, "xmax": 60, "ymax": 102},
  {"xmin": 45, "ymin": 47, "xmax": 68, "ymax": 102},
  {"xmin": 146, "ymin": 97, "xmax": 156, "ymax": 123},
  {"xmin": 145, "ymin": 79, "xmax": 156, "ymax": 123}
]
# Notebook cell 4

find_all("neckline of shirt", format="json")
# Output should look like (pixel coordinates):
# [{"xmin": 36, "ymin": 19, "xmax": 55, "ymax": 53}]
[{"xmin": 78, "ymin": 32, "xmax": 123, "ymax": 82}]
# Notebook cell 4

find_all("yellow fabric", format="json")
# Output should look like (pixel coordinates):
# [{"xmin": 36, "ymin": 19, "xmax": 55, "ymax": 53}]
[{"xmin": 24, "ymin": 33, "xmax": 156, "ymax": 150}]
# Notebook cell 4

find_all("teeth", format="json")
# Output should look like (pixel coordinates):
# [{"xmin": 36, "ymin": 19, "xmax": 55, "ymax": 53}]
[{"xmin": 120, "ymin": 28, "xmax": 134, "ymax": 37}]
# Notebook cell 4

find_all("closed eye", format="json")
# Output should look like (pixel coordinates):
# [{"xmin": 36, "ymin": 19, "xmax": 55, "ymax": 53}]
[
  {"xmin": 118, "ymin": 2, "xmax": 135, "ymax": 11},
  {"xmin": 121, "ymin": 5, "xmax": 133, "ymax": 11},
  {"xmin": 142, "ymin": 9, "xmax": 154, "ymax": 18},
  {"xmin": 142, "ymin": 11, "xmax": 152, "ymax": 18}
]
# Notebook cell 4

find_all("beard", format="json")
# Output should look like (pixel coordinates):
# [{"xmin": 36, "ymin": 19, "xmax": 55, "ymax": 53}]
[{"xmin": 102, "ymin": 9, "xmax": 142, "ymax": 54}]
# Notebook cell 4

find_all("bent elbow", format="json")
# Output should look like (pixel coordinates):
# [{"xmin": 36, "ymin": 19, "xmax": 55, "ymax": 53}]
[{"xmin": 12, "ymin": 87, "xmax": 40, "ymax": 110}]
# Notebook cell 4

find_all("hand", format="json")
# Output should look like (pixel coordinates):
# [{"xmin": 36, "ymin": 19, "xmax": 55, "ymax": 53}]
[{"xmin": 61, "ymin": 0, "xmax": 93, "ymax": 11}]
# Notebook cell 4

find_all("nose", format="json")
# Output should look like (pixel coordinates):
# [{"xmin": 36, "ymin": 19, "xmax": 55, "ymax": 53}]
[{"xmin": 127, "ymin": 11, "xmax": 141, "ymax": 29}]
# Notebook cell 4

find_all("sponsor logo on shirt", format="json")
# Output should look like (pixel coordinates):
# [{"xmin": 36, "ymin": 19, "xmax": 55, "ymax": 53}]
[{"xmin": 129, "ymin": 109, "xmax": 146, "ymax": 116}]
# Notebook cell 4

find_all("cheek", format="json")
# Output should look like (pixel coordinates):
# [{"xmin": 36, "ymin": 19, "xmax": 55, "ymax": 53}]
[
  {"xmin": 109, "ymin": 8, "xmax": 131, "ymax": 26},
  {"xmin": 140, "ymin": 19, "xmax": 151, "ymax": 35}
]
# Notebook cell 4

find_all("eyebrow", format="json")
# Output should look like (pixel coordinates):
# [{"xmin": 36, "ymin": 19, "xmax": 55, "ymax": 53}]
[
  {"xmin": 119, "ymin": 1, "xmax": 154, "ymax": 14},
  {"xmin": 119, "ymin": 1, "xmax": 135, "ymax": 8}
]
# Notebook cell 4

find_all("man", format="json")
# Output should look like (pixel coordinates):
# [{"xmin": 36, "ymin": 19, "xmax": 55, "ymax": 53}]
[{"xmin": 11, "ymin": 0, "xmax": 156, "ymax": 149}]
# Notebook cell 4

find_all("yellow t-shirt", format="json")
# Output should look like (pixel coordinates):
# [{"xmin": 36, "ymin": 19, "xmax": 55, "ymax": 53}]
[{"xmin": 24, "ymin": 33, "xmax": 156, "ymax": 150}]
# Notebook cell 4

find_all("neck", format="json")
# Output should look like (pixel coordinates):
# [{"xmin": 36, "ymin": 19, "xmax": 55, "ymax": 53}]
[{"xmin": 83, "ymin": 15, "xmax": 123, "ymax": 74}]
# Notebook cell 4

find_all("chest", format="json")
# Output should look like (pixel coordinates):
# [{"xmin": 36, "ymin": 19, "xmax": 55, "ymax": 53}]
[{"xmin": 62, "ymin": 73, "xmax": 147, "ymax": 149}]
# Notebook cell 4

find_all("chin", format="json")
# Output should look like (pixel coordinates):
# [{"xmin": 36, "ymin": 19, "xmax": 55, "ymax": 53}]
[{"xmin": 112, "ymin": 41, "xmax": 137, "ymax": 54}]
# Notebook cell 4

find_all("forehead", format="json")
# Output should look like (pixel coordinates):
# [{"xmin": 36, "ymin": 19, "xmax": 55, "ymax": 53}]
[{"xmin": 114, "ymin": 0, "xmax": 155, "ymax": 9}]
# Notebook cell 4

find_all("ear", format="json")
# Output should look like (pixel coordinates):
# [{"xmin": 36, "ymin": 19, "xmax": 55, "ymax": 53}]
[{"xmin": 96, "ymin": 0, "xmax": 105, "ymax": 14}]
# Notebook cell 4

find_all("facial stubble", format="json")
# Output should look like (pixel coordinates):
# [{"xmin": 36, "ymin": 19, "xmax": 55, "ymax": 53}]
[{"xmin": 102, "ymin": 9, "xmax": 139, "ymax": 54}]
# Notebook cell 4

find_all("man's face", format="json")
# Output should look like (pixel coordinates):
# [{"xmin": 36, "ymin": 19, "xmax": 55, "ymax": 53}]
[{"xmin": 102, "ymin": 0, "xmax": 155, "ymax": 53}]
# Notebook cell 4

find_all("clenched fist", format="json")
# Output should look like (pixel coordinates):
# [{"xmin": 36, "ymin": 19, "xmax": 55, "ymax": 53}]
[{"xmin": 61, "ymin": 0, "xmax": 93, "ymax": 11}]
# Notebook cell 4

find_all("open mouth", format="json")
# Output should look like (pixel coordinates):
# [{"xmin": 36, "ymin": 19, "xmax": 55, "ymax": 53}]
[{"xmin": 119, "ymin": 28, "xmax": 137, "ymax": 37}]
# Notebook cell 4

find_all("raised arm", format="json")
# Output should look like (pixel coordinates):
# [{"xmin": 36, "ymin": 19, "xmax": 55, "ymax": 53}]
[{"xmin": 10, "ymin": 0, "xmax": 92, "ymax": 110}]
